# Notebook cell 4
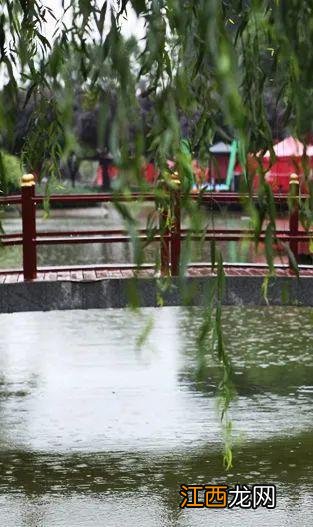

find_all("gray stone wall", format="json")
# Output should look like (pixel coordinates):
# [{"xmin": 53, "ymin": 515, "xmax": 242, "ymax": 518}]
[{"xmin": 0, "ymin": 275, "xmax": 312, "ymax": 313}]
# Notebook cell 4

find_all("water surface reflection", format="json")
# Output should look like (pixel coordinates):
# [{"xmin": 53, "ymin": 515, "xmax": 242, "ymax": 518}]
[{"xmin": 0, "ymin": 307, "xmax": 312, "ymax": 526}]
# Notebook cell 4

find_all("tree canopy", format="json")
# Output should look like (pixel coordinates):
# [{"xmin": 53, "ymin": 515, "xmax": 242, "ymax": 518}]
[{"xmin": 0, "ymin": 0, "xmax": 312, "ymax": 180}]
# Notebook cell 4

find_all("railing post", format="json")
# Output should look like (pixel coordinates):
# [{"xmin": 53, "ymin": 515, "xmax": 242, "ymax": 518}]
[
  {"xmin": 160, "ymin": 205, "xmax": 170, "ymax": 276},
  {"xmin": 289, "ymin": 172, "xmax": 299, "ymax": 268},
  {"xmin": 170, "ymin": 172, "xmax": 181, "ymax": 276},
  {"xmin": 21, "ymin": 174, "xmax": 37, "ymax": 280}
]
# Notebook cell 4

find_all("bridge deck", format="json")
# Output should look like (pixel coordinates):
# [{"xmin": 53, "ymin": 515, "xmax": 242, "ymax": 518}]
[{"xmin": 1, "ymin": 265, "xmax": 313, "ymax": 283}]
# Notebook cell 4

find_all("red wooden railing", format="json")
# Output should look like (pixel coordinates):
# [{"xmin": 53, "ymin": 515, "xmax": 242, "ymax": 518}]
[{"xmin": 0, "ymin": 172, "xmax": 310, "ymax": 281}]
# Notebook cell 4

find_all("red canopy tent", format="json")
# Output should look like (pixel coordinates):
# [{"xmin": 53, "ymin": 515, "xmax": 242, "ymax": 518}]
[{"xmin": 255, "ymin": 137, "xmax": 313, "ymax": 193}]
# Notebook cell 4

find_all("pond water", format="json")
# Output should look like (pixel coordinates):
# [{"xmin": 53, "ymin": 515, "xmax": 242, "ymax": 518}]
[
  {"xmin": 0, "ymin": 306, "xmax": 312, "ymax": 526},
  {"xmin": 0, "ymin": 205, "xmax": 290, "ymax": 269}
]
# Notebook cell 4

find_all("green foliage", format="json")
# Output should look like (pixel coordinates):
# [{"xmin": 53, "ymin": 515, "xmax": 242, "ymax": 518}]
[
  {"xmin": 0, "ymin": 151, "xmax": 23, "ymax": 194},
  {"xmin": 0, "ymin": 0, "xmax": 312, "ymax": 174}
]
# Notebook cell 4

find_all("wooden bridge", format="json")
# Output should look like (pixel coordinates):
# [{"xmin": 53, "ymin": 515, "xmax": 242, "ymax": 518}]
[{"xmin": 1, "ymin": 173, "xmax": 313, "ymax": 312}]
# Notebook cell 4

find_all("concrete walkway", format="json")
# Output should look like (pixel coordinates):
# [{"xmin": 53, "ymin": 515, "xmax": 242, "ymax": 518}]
[{"xmin": 2, "ymin": 265, "xmax": 313, "ymax": 283}]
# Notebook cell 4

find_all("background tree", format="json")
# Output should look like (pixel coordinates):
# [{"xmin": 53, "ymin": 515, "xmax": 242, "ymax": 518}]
[{"xmin": 1, "ymin": 1, "xmax": 311, "ymax": 182}]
